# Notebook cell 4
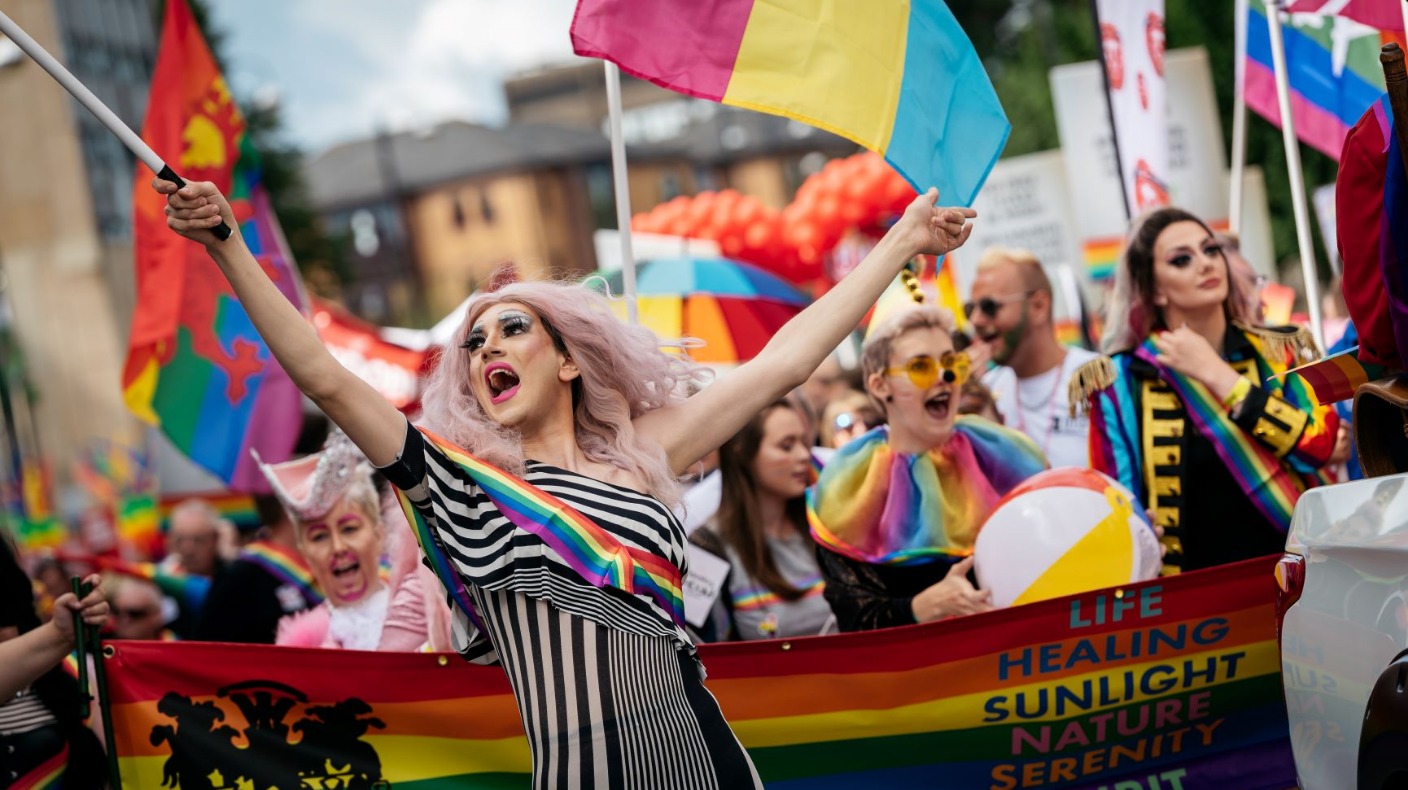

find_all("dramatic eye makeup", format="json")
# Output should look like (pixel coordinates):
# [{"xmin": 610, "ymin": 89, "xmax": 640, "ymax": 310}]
[
  {"xmin": 462, "ymin": 309, "xmax": 534, "ymax": 352},
  {"xmin": 1165, "ymin": 239, "xmax": 1221, "ymax": 269},
  {"xmin": 499, "ymin": 310, "xmax": 533, "ymax": 337}
]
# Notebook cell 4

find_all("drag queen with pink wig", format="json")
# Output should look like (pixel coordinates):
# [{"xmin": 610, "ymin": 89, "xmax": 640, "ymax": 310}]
[
  {"xmin": 259, "ymin": 431, "xmax": 449, "ymax": 652},
  {"xmin": 154, "ymin": 173, "xmax": 975, "ymax": 789}
]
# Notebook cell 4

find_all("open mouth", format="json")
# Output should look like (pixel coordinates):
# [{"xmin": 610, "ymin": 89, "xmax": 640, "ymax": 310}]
[
  {"xmin": 331, "ymin": 556, "xmax": 360, "ymax": 579},
  {"xmin": 924, "ymin": 390, "xmax": 953, "ymax": 421},
  {"xmin": 485, "ymin": 363, "xmax": 521, "ymax": 404}
]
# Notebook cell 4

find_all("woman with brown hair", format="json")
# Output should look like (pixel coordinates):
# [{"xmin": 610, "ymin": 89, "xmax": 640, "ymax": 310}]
[
  {"xmin": 1077, "ymin": 207, "xmax": 1338, "ymax": 573},
  {"xmin": 690, "ymin": 400, "xmax": 832, "ymax": 641}
]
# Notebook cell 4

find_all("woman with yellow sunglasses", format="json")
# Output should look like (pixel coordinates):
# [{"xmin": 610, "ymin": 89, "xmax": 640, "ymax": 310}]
[{"xmin": 807, "ymin": 307, "xmax": 1048, "ymax": 632}]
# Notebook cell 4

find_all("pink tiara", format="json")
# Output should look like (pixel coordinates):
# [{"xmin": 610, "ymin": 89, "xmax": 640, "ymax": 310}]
[{"xmin": 252, "ymin": 430, "xmax": 371, "ymax": 522}]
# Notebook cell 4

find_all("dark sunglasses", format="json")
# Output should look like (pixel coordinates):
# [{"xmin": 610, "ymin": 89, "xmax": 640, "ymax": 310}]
[{"xmin": 962, "ymin": 291, "xmax": 1035, "ymax": 320}]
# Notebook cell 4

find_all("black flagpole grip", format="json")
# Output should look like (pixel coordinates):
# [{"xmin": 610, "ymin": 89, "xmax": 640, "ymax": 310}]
[{"xmin": 157, "ymin": 164, "xmax": 233, "ymax": 241}]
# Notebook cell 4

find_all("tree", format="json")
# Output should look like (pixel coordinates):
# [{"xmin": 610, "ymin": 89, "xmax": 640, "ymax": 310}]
[{"xmin": 950, "ymin": 0, "xmax": 1337, "ymax": 285}]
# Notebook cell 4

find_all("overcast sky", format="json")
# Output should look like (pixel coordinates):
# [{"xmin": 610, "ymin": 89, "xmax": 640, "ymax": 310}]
[{"xmin": 207, "ymin": 0, "xmax": 582, "ymax": 156}]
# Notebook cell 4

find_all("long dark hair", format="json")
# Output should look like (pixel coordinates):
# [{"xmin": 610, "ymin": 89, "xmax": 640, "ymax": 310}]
[
  {"xmin": 714, "ymin": 401, "xmax": 812, "ymax": 601},
  {"xmin": 0, "ymin": 540, "xmax": 106, "ymax": 785},
  {"xmin": 1104, "ymin": 207, "xmax": 1253, "ymax": 351}
]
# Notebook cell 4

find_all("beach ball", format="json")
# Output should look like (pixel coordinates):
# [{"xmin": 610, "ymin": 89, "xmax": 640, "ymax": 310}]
[{"xmin": 974, "ymin": 468, "xmax": 1162, "ymax": 608}]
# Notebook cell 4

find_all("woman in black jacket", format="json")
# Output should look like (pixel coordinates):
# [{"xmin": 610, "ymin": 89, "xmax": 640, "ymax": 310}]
[{"xmin": 0, "ymin": 539, "xmax": 108, "ymax": 788}]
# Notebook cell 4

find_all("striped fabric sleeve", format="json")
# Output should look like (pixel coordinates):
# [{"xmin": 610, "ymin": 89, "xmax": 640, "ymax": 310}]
[
  {"xmin": 1087, "ymin": 380, "xmax": 1146, "ymax": 510},
  {"xmin": 1230, "ymin": 386, "xmax": 1339, "ymax": 471}
]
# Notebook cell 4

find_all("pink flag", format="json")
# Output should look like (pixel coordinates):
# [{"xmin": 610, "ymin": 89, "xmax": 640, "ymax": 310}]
[{"xmin": 1285, "ymin": 0, "xmax": 1405, "ymax": 32}]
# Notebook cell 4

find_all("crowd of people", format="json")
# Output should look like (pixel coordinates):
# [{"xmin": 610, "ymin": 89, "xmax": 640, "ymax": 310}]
[{"xmin": 0, "ymin": 178, "xmax": 1347, "ymax": 785}]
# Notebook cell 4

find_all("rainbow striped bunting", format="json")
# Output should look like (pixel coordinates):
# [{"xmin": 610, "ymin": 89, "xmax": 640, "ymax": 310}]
[{"xmin": 417, "ymin": 429, "xmax": 684, "ymax": 627}]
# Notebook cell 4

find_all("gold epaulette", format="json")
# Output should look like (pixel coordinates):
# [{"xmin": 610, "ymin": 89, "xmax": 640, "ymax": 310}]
[
  {"xmin": 1237, "ymin": 322, "xmax": 1320, "ymax": 366},
  {"xmin": 1068, "ymin": 355, "xmax": 1116, "ymax": 418}
]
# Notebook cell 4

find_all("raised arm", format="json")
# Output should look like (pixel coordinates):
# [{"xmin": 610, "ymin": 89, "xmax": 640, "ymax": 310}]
[
  {"xmin": 636, "ymin": 189, "xmax": 975, "ymax": 473},
  {"xmin": 157, "ymin": 179, "xmax": 407, "ymax": 466}
]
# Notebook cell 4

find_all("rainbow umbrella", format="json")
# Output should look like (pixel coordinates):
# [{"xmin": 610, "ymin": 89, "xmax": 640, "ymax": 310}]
[{"xmin": 590, "ymin": 257, "xmax": 811, "ymax": 365}]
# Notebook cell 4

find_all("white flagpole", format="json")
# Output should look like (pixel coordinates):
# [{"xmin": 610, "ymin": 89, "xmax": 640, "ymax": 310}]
[
  {"xmin": 1230, "ymin": 0, "xmax": 1249, "ymax": 233},
  {"xmin": 1265, "ymin": 1, "xmax": 1326, "ymax": 350},
  {"xmin": 603, "ymin": 62, "xmax": 638, "ymax": 324}
]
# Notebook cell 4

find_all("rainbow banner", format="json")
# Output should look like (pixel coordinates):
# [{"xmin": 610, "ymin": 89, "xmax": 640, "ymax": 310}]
[
  {"xmin": 571, "ymin": 0, "xmax": 1009, "ymax": 207},
  {"xmin": 1245, "ymin": 0, "xmax": 1391, "ymax": 159},
  {"xmin": 104, "ymin": 557, "xmax": 1291, "ymax": 788}
]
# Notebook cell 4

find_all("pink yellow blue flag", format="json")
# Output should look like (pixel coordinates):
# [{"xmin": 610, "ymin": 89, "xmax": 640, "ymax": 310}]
[{"xmin": 571, "ymin": 0, "xmax": 1009, "ymax": 206}]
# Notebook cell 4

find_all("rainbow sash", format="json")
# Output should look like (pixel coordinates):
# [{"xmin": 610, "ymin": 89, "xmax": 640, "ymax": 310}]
[
  {"xmin": 12, "ymin": 744, "xmax": 66, "ymax": 789},
  {"xmin": 731, "ymin": 575, "xmax": 825, "ymax": 612},
  {"xmin": 240, "ymin": 541, "xmax": 323, "ymax": 606},
  {"xmin": 808, "ymin": 418, "xmax": 1046, "ymax": 565},
  {"xmin": 1127, "ymin": 336, "xmax": 1333, "ymax": 530},
  {"xmin": 402, "ymin": 429, "xmax": 686, "ymax": 628}
]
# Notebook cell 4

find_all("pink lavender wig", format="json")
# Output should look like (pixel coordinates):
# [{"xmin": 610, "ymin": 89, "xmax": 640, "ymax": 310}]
[{"xmin": 418, "ymin": 280, "xmax": 705, "ymax": 506}]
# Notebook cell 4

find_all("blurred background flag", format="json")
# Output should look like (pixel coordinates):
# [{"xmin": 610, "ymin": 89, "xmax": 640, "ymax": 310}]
[
  {"xmin": 1093, "ymin": 0, "xmax": 1170, "ymax": 216},
  {"xmin": 1284, "ymin": 0, "xmax": 1407, "ymax": 32},
  {"xmin": 123, "ymin": 0, "xmax": 305, "ymax": 491},
  {"xmin": 571, "ymin": 0, "xmax": 1009, "ymax": 207},
  {"xmin": 1243, "ymin": 0, "xmax": 1397, "ymax": 158}
]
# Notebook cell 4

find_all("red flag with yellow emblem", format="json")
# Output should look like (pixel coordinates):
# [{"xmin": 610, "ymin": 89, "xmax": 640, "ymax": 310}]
[{"xmin": 123, "ymin": 0, "xmax": 304, "ymax": 490}]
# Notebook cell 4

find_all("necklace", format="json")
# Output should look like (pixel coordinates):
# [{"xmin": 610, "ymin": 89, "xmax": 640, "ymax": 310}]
[{"xmin": 1012, "ymin": 351, "xmax": 1067, "ymax": 455}]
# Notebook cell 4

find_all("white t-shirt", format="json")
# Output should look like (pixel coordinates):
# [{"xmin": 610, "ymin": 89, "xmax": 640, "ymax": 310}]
[{"xmin": 981, "ymin": 346, "xmax": 1099, "ymax": 469}]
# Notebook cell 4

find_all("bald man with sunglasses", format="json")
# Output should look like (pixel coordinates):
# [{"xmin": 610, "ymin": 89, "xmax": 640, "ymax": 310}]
[{"xmin": 964, "ymin": 248, "xmax": 1098, "ymax": 468}]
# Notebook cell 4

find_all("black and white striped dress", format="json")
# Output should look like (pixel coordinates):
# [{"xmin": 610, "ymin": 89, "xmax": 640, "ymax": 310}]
[{"xmin": 380, "ymin": 423, "xmax": 762, "ymax": 790}]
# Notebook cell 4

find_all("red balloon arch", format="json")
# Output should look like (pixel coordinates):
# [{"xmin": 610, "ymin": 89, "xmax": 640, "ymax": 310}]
[{"xmin": 630, "ymin": 152, "xmax": 919, "ymax": 288}]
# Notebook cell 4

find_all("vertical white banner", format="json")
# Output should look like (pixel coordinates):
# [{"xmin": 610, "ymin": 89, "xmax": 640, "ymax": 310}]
[{"xmin": 1094, "ymin": 0, "xmax": 1169, "ymax": 216}]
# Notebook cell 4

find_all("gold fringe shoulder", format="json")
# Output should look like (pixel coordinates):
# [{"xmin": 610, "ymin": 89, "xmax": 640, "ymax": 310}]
[
  {"xmin": 1236, "ymin": 322, "xmax": 1320, "ymax": 366},
  {"xmin": 1067, "ymin": 355, "xmax": 1116, "ymax": 418}
]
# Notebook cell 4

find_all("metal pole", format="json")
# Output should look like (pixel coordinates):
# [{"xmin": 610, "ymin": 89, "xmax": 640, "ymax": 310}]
[
  {"xmin": 1265, "ymin": 2, "xmax": 1326, "ymax": 350},
  {"xmin": 1230, "ymin": 0, "xmax": 1249, "ymax": 233},
  {"xmin": 603, "ymin": 62, "xmax": 638, "ymax": 323}
]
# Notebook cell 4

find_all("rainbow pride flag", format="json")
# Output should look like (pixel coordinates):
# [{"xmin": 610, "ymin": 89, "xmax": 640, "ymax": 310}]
[
  {"xmin": 571, "ymin": 0, "xmax": 1009, "ymax": 207},
  {"xmin": 1083, "ymin": 236, "xmax": 1123, "ymax": 282},
  {"xmin": 1283, "ymin": 345, "xmax": 1390, "ymax": 404},
  {"xmin": 123, "ymin": 0, "xmax": 304, "ymax": 491},
  {"xmin": 99, "ymin": 557, "xmax": 212, "ymax": 613},
  {"xmin": 1245, "ymin": 0, "xmax": 1391, "ymax": 158},
  {"xmin": 104, "ymin": 557, "xmax": 1291, "ymax": 788},
  {"xmin": 159, "ymin": 491, "xmax": 261, "ymax": 530}
]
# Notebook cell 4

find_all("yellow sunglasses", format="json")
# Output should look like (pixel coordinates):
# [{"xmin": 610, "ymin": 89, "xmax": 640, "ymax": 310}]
[{"xmin": 884, "ymin": 352, "xmax": 971, "ymax": 390}]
